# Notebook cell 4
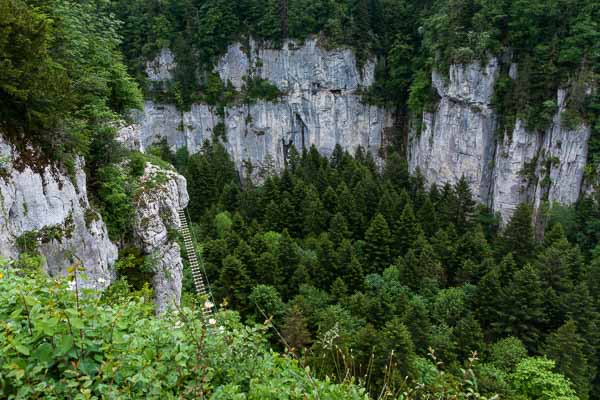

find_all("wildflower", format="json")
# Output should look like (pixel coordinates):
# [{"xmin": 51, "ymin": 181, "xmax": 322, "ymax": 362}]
[
  {"xmin": 204, "ymin": 301, "xmax": 214, "ymax": 309},
  {"xmin": 98, "ymin": 277, "xmax": 106, "ymax": 284},
  {"xmin": 0, "ymin": 271, "xmax": 3, "ymax": 279},
  {"xmin": 208, "ymin": 318, "xmax": 217, "ymax": 325}
]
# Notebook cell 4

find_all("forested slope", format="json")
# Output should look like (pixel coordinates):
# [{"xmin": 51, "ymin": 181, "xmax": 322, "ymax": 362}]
[{"xmin": 1, "ymin": 0, "xmax": 600, "ymax": 399}]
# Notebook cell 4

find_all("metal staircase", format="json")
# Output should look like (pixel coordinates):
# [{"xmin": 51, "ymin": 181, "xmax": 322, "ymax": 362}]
[{"xmin": 177, "ymin": 208, "xmax": 214, "ymax": 318}]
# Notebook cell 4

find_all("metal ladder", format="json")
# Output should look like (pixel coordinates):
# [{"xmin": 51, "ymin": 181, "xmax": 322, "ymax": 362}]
[{"xmin": 177, "ymin": 208, "xmax": 214, "ymax": 318}]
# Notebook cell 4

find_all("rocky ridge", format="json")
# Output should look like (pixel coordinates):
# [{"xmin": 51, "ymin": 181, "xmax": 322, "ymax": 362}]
[
  {"xmin": 0, "ymin": 136, "xmax": 117, "ymax": 289},
  {"xmin": 132, "ymin": 163, "xmax": 189, "ymax": 313}
]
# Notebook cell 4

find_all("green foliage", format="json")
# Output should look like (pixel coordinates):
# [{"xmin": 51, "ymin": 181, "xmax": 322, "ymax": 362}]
[
  {"xmin": 244, "ymin": 76, "xmax": 283, "ymax": 103},
  {"xmin": 512, "ymin": 357, "xmax": 578, "ymax": 400},
  {"xmin": 0, "ymin": 268, "xmax": 368, "ymax": 399},
  {"xmin": 176, "ymin": 144, "xmax": 600, "ymax": 398},
  {"xmin": 1, "ymin": 0, "xmax": 142, "ymax": 161}
]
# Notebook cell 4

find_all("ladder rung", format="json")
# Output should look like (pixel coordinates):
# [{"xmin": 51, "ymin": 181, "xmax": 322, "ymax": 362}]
[{"xmin": 177, "ymin": 208, "xmax": 213, "ymax": 317}]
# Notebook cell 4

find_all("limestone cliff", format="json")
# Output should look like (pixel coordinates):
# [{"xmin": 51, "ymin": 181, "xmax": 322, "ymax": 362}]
[
  {"xmin": 0, "ymin": 136, "xmax": 117, "ymax": 289},
  {"xmin": 132, "ymin": 162, "xmax": 189, "ymax": 314},
  {"xmin": 119, "ymin": 39, "xmax": 394, "ymax": 173},
  {"xmin": 408, "ymin": 60, "xmax": 592, "ymax": 221},
  {"xmin": 120, "ymin": 41, "xmax": 594, "ymax": 222}
]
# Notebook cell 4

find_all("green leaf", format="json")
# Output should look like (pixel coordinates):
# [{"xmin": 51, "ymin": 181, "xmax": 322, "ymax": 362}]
[
  {"xmin": 70, "ymin": 317, "xmax": 84, "ymax": 329},
  {"xmin": 34, "ymin": 342, "xmax": 54, "ymax": 365},
  {"xmin": 14, "ymin": 343, "xmax": 30, "ymax": 356},
  {"xmin": 56, "ymin": 335, "xmax": 74, "ymax": 356}
]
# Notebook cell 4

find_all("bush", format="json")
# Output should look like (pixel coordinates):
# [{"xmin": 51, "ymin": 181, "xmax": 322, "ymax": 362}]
[
  {"xmin": 0, "ymin": 268, "xmax": 368, "ymax": 399},
  {"xmin": 244, "ymin": 77, "xmax": 283, "ymax": 103}
]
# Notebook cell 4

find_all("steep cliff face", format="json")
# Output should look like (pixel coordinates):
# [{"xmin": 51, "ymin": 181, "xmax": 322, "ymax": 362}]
[
  {"xmin": 119, "ymin": 43, "xmax": 594, "ymax": 222},
  {"xmin": 408, "ymin": 60, "xmax": 499, "ymax": 205},
  {"xmin": 0, "ymin": 137, "xmax": 117, "ymax": 289},
  {"xmin": 132, "ymin": 163, "xmax": 189, "ymax": 314},
  {"xmin": 408, "ymin": 61, "xmax": 592, "ymax": 221},
  {"xmin": 119, "ymin": 39, "xmax": 393, "ymax": 172}
]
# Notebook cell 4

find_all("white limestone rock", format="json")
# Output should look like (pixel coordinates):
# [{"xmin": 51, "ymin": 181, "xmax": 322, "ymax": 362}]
[
  {"xmin": 409, "ymin": 59, "xmax": 499, "ymax": 203},
  {"xmin": 121, "ymin": 38, "xmax": 393, "ymax": 174},
  {"xmin": 132, "ymin": 163, "xmax": 189, "ymax": 314},
  {"xmin": 146, "ymin": 48, "xmax": 176, "ymax": 82},
  {"xmin": 0, "ymin": 136, "xmax": 117, "ymax": 289},
  {"xmin": 408, "ymin": 60, "xmax": 593, "ymax": 222},
  {"xmin": 490, "ymin": 121, "xmax": 542, "ymax": 221}
]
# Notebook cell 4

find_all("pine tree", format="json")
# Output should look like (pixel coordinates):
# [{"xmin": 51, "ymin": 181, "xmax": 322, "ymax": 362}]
[
  {"xmin": 289, "ymin": 264, "xmax": 312, "ymax": 297},
  {"xmin": 234, "ymin": 240, "xmax": 257, "ymax": 280},
  {"xmin": 256, "ymin": 252, "xmax": 284, "ymax": 293},
  {"xmin": 336, "ymin": 182, "xmax": 364, "ymax": 238},
  {"xmin": 329, "ymin": 213, "xmax": 351, "ymax": 245},
  {"xmin": 404, "ymin": 296, "xmax": 432, "ymax": 354},
  {"xmin": 567, "ymin": 283, "xmax": 600, "ymax": 372},
  {"xmin": 438, "ymin": 183, "xmax": 457, "ymax": 225},
  {"xmin": 383, "ymin": 152, "xmax": 410, "ymax": 189},
  {"xmin": 501, "ymin": 264, "xmax": 548, "ymax": 351},
  {"xmin": 476, "ymin": 266, "xmax": 503, "ymax": 339},
  {"xmin": 278, "ymin": 229, "xmax": 300, "ymax": 280},
  {"xmin": 364, "ymin": 213, "xmax": 393, "ymax": 274},
  {"xmin": 302, "ymin": 186, "xmax": 327, "ymax": 236},
  {"xmin": 378, "ymin": 318, "xmax": 416, "ymax": 383},
  {"xmin": 454, "ymin": 175, "xmax": 476, "ymax": 233},
  {"xmin": 499, "ymin": 202, "xmax": 536, "ymax": 266},
  {"xmin": 453, "ymin": 226, "xmax": 492, "ymax": 284},
  {"xmin": 400, "ymin": 234, "xmax": 444, "ymax": 293},
  {"xmin": 264, "ymin": 200, "xmax": 283, "ymax": 231},
  {"xmin": 544, "ymin": 320, "xmax": 594, "ymax": 400},
  {"xmin": 535, "ymin": 237, "xmax": 577, "ymax": 330},
  {"xmin": 418, "ymin": 197, "xmax": 439, "ymax": 238},
  {"xmin": 454, "ymin": 314, "xmax": 485, "ymax": 362},
  {"xmin": 395, "ymin": 202, "xmax": 424, "ymax": 256},
  {"xmin": 219, "ymin": 255, "xmax": 252, "ymax": 313},
  {"xmin": 377, "ymin": 184, "xmax": 401, "ymax": 226},
  {"xmin": 331, "ymin": 277, "xmax": 349, "ymax": 301},
  {"xmin": 317, "ymin": 233, "xmax": 340, "ymax": 289},
  {"xmin": 345, "ymin": 256, "xmax": 365, "ymax": 292}
]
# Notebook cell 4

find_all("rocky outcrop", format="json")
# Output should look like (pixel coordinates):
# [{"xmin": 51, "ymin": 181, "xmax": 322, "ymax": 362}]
[
  {"xmin": 118, "ymin": 40, "xmax": 594, "ymax": 222},
  {"xmin": 408, "ymin": 61, "xmax": 592, "ymax": 221},
  {"xmin": 0, "ymin": 137, "xmax": 117, "ymax": 289},
  {"xmin": 146, "ymin": 48, "xmax": 176, "ymax": 83},
  {"xmin": 132, "ymin": 163, "xmax": 189, "ymax": 314},
  {"xmin": 119, "ymin": 38, "xmax": 393, "ymax": 174},
  {"xmin": 409, "ymin": 60, "xmax": 499, "ymax": 204}
]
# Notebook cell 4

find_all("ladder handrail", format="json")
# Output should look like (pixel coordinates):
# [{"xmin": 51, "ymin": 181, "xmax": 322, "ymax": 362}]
[{"xmin": 177, "ymin": 208, "xmax": 214, "ymax": 318}]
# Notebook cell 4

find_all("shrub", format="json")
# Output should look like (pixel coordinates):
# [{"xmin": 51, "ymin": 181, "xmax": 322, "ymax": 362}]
[{"xmin": 0, "ymin": 267, "xmax": 368, "ymax": 399}]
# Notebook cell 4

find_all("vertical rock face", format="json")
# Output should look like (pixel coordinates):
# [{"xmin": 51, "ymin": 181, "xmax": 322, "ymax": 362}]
[
  {"xmin": 408, "ymin": 61, "xmax": 593, "ymax": 221},
  {"xmin": 146, "ymin": 48, "xmax": 176, "ymax": 82},
  {"xmin": 490, "ymin": 121, "xmax": 542, "ymax": 221},
  {"xmin": 0, "ymin": 136, "xmax": 117, "ymax": 289},
  {"xmin": 119, "ymin": 38, "xmax": 393, "ymax": 173},
  {"xmin": 409, "ymin": 60, "xmax": 499, "ymax": 203},
  {"xmin": 117, "ymin": 41, "xmax": 595, "ymax": 222},
  {"xmin": 132, "ymin": 163, "xmax": 189, "ymax": 314}
]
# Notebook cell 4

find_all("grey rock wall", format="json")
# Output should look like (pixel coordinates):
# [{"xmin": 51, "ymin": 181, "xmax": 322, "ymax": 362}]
[
  {"xmin": 408, "ymin": 61, "xmax": 592, "ymax": 221},
  {"xmin": 119, "ymin": 38, "xmax": 393, "ymax": 174},
  {"xmin": 0, "ymin": 136, "xmax": 117, "ymax": 289},
  {"xmin": 132, "ymin": 163, "xmax": 189, "ymax": 314},
  {"xmin": 119, "ymin": 40, "xmax": 595, "ymax": 222}
]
